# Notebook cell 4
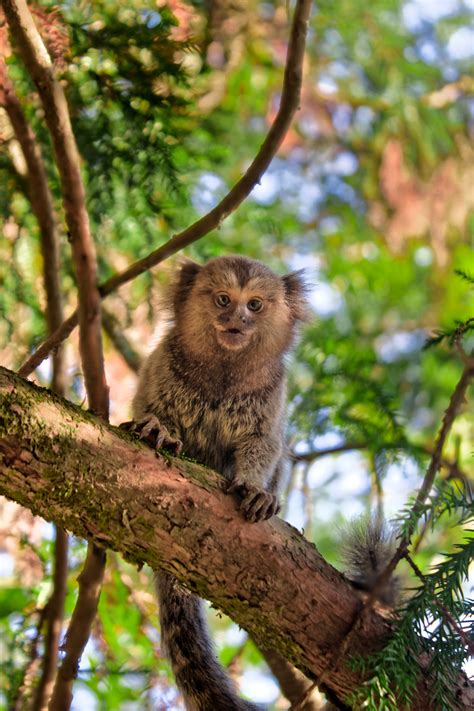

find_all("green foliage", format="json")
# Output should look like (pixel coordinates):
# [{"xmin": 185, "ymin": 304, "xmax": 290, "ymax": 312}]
[
  {"xmin": 0, "ymin": 0, "xmax": 472, "ymax": 708},
  {"xmin": 348, "ymin": 534, "xmax": 473, "ymax": 711}
]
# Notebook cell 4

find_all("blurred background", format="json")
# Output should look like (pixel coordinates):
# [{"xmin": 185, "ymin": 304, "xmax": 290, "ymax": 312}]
[{"xmin": 0, "ymin": 0, "xmax": 472, "ymax": 708}]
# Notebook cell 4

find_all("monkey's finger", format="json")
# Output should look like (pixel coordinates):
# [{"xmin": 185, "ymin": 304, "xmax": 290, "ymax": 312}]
[
  {"xmin": 119, "ymin": 420, "xmax": 135, "ymax": 431},
  {"xmin": 226, "ymin": 480, "xmax": 246, "ymax": 495},
  {"xmin": 242, "ymin": 492, "xmax": 267, "ymax": 522},
  {"xmin": 168, "ymin": 439, "xmax": 183, "ymax": 456}
]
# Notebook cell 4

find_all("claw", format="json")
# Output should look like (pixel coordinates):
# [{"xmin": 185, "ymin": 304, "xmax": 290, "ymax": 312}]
[
  {"xmin": 227, "ymin": 480, "xmax": 279, "ymax": 523},
  {"xmin": 120, "ymin": 415, "xmax": 182, "ymax": 455}
]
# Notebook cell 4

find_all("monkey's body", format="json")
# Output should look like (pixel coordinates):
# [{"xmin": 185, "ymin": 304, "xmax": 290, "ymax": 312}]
[{"xmin": 132, "ymin": 256, "xmax": 307, "ymax": 710}]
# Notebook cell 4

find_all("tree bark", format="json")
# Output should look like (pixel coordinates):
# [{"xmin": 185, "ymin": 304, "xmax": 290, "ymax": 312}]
[{"xmin": 0, "ymin": 367, "xmax": 458, "ymax": 710}]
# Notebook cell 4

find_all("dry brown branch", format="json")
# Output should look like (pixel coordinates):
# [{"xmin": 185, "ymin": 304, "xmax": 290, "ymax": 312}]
[
  {"xmin": 1, "ymin": 4, "xmax": 110, "ymax": 708},
  {"xmin": 11, "ymin": 606, "xmax": 48, "ymax": 711},
  {"xmin": 262, "ymin": 648, "xmax": 327, "ymax": 710},
  {"xmin": 18, "ymin": 0, "xmax": 312, "ymax": 378},
  {"xmin": 0, "ymin": 59, "xmax": 65, "ymax": 394},
  {"xmin": 101, "ymin": 309, "xmax": 141, "ymax": 374},
  {"xmin": 0, "ymin": 61, "xmax": 69, "ymax": 711},
  {"xmin": 1, "ymin": 0, "xmax": 108, "ymax": 419},
  {"xmin": 48, "ymin": 545, "xmax": 106, "ymax": 711},
  {"xmin": 1, "ymin": 367, "xmax": 462, "ymax": 711}
]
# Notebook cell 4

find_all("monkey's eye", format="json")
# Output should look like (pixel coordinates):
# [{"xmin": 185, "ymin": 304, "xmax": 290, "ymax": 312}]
[
  {"xmin": 247, "ymin": 298, "xmax": 263, "ymax": 313},
  {"xmin": 215, "ymin": 293, "xmax": 231, "ymax": 308}
]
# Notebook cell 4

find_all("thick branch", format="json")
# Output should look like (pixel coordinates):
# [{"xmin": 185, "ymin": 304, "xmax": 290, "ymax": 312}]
[
  {"xmin": 0, "ymin": 367, "xmax": 457, "ymax": 710},
  {"xmin": 18, "ymin": 0, "xmax": 312, "ymax": 378}
]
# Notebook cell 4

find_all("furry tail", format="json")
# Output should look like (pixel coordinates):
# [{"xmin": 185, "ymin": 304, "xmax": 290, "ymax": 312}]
[
  {"xmin": 340, "ymin": 515, "xmax": 400, "ymax": 605},
  {"xmin": 155, "ymin": 571, "xmax": 261, "ymax": 711}
]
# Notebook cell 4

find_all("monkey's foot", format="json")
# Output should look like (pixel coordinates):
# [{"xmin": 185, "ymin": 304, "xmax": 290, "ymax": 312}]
[
  {"xmin": 120, "ymin": 415, "xmax": 183, "ymax": 455},
  {"xmin": 227, "ymin": 480, "xmax": 280, "ymax": 523}
]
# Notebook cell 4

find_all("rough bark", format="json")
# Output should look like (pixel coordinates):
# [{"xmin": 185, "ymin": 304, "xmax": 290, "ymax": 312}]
[{"xmin": 0, "ymin": 368, "xmax": 456, "ymax": 710}]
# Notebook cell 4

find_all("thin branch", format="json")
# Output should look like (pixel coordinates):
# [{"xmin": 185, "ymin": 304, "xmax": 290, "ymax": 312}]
[
  {"xmin": 18, "ymin": 0, "xmax": 312, "ymax": 378},
  {"xmin": 101, "ymin": 309, "xmax": 141, "ymax": 374},
  {"xmin": 262, "ymin": 648, "xmax": 326, "ymax": 711},
  {"xmin": 404, "ymin": 553, "xmax": 474, "ymax": 656},
  {"xmin": 0, "ymin": 59, "xmax": 66, "ymax": 394},
  {"xmin": 11, "ymin": 607, "xmax": 48, "ymax": 711},
  {"xmin": 32, "ymin": 528, "xmax": 68, "ymax": 711},
  {"xmin": 292, "ymin": 443, "xmax": 471, "ymax": 487},
  {"xmin": 48, "ymin": 545, "xmax": 106, "ymax": 711},
  {"xmin": 370, "ymin": 363, "xmax": 474, "ymax": 597},
  {"xmin": 292, "ymin": 443, "xmax": 366, "ymax": 462}
]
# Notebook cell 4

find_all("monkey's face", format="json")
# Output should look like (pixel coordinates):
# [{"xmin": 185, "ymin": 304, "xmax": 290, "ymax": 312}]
[
  {"xmin": 212, "ymin": 288, "xmax": 265, "ymax": 351},
  {"xmin": 174, "ymin": 256, "xmax": 307, "ymax": 361}
]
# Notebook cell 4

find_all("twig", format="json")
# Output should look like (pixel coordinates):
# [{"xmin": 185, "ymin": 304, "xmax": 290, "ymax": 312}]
[
  {"xmin": 292, "ymin": 443, "xmax": 367, "ymax": 462},
  {"xmin": 1, "ymin": 4, "xmax": 109, "ymax": 709},
  {"xmin": 404, "ymin": 553, "xmax": 474, "ymax": 656},
  {"xmin": 11, "ymin": 607, "xmax": 48, "ymax": 711},
  {"xmin": 102, "ymin": 309, "xmax": 141, "ymax": 374},
  {"xmin": 291, "ymin": 443, "xmax": 470, "ymax": 487},
  {"xmin": 32, "ymin": 528, "xmax": 68, "ymax": 711},
  {"xmin": 18, "ymin": 0, "xmax": 312, "ymax": 378},
  {"xmin": 262, "ymin": 647, "xmax": 326, "ymax": 711},
  {"xmin": 369, "ymin": 362, "xmax": 474, "ymax": 598}
]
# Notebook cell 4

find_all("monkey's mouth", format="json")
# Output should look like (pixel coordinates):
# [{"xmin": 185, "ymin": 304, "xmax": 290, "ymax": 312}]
[{"xmin": 215, "ymin": 326, "xmax": 251, "ymax": 350}]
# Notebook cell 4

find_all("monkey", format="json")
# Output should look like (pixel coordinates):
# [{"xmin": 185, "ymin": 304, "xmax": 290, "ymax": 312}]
[{"xmin": 130, "ymin": 255, "xmax": 308, "ymax": 710}]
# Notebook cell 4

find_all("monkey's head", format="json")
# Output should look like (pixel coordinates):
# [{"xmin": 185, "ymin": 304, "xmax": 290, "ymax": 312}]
[{"xmin": 171, "ymin": 256, "xmax": 309, "ymax": 360}]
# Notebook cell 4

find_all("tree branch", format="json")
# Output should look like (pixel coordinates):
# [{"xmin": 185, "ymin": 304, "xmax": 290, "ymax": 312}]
[
  {"xmin": 0, "ymin": 61, "xmax": 70, "ymax": 711},
  {"xmin": 372, "ymin": 362, "xmax": 474, "ymax": 595},
  {"xmin": 17, "ymin": 0, "xmax": 312, "ymax": 378},
  {"xmin": 1, "ymin": 4, "xmax": 110, "ymax": 708},
  {"xmin": 1, "ymin": 0, "xmax": 108, "ymax": 419},
  {"xmin": 0, "ymin": 367, "xmax": 466, "ymax": 711}
]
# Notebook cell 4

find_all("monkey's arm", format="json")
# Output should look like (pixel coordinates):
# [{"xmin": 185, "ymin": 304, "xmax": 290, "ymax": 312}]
[
  {"xmin": 228, "ymin": 435, "xmax": 282, "ymax": 522},
  {"xmin": 128, "ymin": 346, "xmax": 183, "ymax": 454}
]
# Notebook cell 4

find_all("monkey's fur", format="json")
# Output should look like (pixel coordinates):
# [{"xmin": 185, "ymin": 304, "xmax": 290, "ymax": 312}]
[{"xmin": 132, "ymin": 256, "xmax": 308, "ymax": 710}]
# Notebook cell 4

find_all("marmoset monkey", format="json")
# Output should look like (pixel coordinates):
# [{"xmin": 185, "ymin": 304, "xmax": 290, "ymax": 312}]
[{"xmin": 131, "ymin": 255, "xmax": 308, "ymax": 710}]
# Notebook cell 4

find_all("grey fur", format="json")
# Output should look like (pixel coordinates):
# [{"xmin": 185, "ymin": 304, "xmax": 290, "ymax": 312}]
[
  {"xmin": 132, "ymin": 256, "xmax": 308, "ymax": 710},
  {"xmin": 340, "ymin": 515, "xmax": 400, "ymax": 605}
]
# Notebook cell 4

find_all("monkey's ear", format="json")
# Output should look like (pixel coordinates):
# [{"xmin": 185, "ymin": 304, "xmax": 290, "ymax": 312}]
[
  {"xmin": 282, "ymin": 270, "xmax": 310, "ymax": 321},
  {"xmin": 172, "ymin": 259, "xmax": 202, "ymax": 312}
]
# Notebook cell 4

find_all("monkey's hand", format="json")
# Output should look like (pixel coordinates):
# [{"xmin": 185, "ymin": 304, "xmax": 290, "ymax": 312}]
[
  {"xmin": 120, "ymin": 415, "xmax": 183, "ymax": 455},
  {"xmin": 227, "ymin": 479, "xmax": 280, "ymax": 523}
]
